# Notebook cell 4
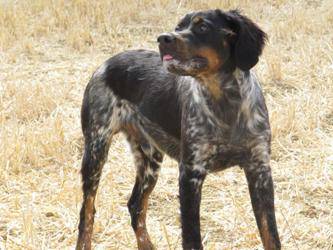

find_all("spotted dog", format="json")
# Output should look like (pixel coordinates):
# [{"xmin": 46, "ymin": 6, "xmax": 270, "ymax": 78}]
[{"xmin": 76, "ymin": 9, "xmax": 281, "ymax": 250}]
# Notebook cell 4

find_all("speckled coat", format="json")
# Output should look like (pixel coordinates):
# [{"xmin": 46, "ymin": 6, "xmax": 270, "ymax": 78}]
[{"xmin": 76, "ymin": 9, "xmax": 281, "ymax": 250}]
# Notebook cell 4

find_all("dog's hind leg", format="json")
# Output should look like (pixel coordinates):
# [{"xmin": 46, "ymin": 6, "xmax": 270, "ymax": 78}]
[
  {"xmin": 76, "ymin": 79, "xmax": 121, "ymax": 250},
  {"xmin": 126, "ymin": 135, "xmax": 163, "ymax": 250},
  {"xmin": 76, "ymin": 136, "xmax": 111, "ymax": 250},
  {"xmin": 243, "ymin": 144, "xmax": 281, "ymax": 250}
]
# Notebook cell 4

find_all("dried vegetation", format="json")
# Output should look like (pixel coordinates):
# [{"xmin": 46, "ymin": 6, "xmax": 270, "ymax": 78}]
[{"xmin": 0, "ymin": 0, "xmax": 332, "ymax": 249}]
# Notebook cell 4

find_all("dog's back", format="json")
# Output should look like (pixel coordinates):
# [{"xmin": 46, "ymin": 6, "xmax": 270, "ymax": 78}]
[{"xmin": 84, "ymin": 50, "xmax": 182, "ymax": 139}]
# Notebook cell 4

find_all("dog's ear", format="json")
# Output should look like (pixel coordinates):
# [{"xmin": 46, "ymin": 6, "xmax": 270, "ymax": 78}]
[{"xmin": 223, "ymin": 10, "xmax": 267, "ymax": 71}]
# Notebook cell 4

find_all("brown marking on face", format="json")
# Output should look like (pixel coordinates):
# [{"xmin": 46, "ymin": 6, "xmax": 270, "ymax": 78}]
[
  {"xmin": 261, "ymin": 214, "xmax": 274, "ymax": 250},
  {"xmin": 197, "ymin": 47, "xmax": 223, "ymax": 72},
  {"xmin": 196, "ymin": 47, "xmax": 224, "ymax": 99},
  {"xmin": 192, "ymin": 16, "xmax": 203, "ymax": 24}
]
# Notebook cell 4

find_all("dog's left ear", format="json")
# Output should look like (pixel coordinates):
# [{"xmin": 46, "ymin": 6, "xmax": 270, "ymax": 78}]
[{"xmin": 222, "ymin": 10, "xmax": 267, "ymax": 71}]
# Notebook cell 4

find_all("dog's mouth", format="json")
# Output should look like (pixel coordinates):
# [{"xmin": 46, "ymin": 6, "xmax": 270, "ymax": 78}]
[
  {"xmin": 162, "ymin": 54, "xmax": 174, "ymax": 61},
  {"xmin": 160, "ymin": 53, "xmax": 208, "ymax": 76}
]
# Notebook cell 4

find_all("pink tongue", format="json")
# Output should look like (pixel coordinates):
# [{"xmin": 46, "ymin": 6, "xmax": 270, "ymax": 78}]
[{"xmin": 163, "ymin": 54, "xmax": 173, "ymax": 61}]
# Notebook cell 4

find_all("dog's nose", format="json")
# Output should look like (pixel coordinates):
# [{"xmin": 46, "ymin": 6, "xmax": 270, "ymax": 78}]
[{"xmin": 157, "ymin": 33, "xmax": 176, "ymax": 44}]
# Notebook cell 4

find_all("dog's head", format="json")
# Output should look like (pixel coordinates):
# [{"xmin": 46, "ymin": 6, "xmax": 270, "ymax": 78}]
[{"xmin": 158, "ymin": 9, "xmax": 267, "ymax": 77}]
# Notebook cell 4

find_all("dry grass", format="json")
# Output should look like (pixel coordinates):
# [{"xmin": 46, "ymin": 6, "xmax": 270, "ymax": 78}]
[{"xmin": 0, "ymin": 0, "xmax": 332, "ymax": 249}]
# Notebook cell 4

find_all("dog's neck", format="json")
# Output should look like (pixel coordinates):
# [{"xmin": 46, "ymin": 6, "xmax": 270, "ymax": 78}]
[{"xmin": 196, "ymin": 68, "xmax": 243, "ymax": 101}]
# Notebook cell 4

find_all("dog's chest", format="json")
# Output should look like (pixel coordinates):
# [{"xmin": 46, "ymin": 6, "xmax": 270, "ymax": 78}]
[{"xmin": 181, "ymin": 78, "xmax": 240, "ymax": 143}]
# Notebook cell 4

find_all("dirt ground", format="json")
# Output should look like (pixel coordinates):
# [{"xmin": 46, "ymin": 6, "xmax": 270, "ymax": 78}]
[{"xmin": 0, "ymin": 0, "xmax": 332, "ymax": 249}]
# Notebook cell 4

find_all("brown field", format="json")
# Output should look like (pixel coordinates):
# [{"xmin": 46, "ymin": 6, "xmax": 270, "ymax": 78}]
[{"xmin": 0, "ymin": 0, "xmax": 332, "ymax": 249}]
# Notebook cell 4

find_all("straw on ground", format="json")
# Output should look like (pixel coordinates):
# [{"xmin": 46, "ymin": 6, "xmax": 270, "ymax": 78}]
[{"xmin": 0, "ymin": 0, "xmax": 332, "ymax": 249}]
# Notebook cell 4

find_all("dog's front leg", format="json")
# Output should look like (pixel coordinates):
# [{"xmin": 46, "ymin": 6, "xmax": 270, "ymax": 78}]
[
  {"xmin": 179, "ymin": 162, "xmax": 207, "ymax": 250},
  {"xmin": 243, "ymin": 161, "xmax": 281, "ymax": 250}
]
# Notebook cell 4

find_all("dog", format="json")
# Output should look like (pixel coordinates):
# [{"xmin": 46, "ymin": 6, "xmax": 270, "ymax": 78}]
[{"xmin": 76, "ymin": 9, "xmax": 281, "ymax": 250}]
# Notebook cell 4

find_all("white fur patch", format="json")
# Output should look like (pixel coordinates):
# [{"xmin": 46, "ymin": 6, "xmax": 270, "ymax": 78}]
[{"xmin": 189, "ymin": 79, "xmax": 201, "ymax": 103}]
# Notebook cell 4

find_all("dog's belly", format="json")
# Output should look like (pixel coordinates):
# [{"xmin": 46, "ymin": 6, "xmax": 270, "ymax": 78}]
[
  {"xmin": 138, "ymin": 90, "xmax": 182, "ymax": 141},
  {"xmin": 133, "ymin": 107, "xmax": 248, "ymax": 169},
  {"xmin": 127, "ymin": 104, "xmax": 181, "ymax": 161}
]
